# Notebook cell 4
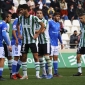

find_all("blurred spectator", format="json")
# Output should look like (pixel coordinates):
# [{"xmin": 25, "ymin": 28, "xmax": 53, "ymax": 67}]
[
  {"xmin": 76, "ymin": 4, "xmax": 85, "ymax": 18},
  {"xmin": 29, "ymin": 5, "xmax": 35, "ymax": 15},
  {"xmin": 0, "ymin": 0, "xmax": 6, "ymax": 13},
  {"xmin": 38, "ymin": 0, "xmax": 43, "ymax": 9},
  {"xmin": 70, "ymin": 30, "xmax": 78, "ymax": 48},
  {"xmin": 68, "ymin": 4, "xmax": 77, "ymax": 21},
  {"xmin": 77, "ymin": 0, "xmax": 83, "ymax": 6},
  {"xmin": 42, "ymin": 5, "xmax": 48, "ymax": 20},
  {"xmin": 48, "ymin": 14, "xmax": 53, "ymax": 21},
  {"xmin": 50, "ymin": 0, "xmax": 60, "ymax": 12},
  {"xmin": 48, "ymin": 6, "xmax": 55, "ymax": 16},
  {"xmin": 34, "ymin": 0, "xmax": 46, "ymax": 5},
  {"xmin": 60, "ymin": 0, "xmax": 68, "ymax": 20},
  {"xmin": 27, "ymin": 0, "xmax": 35, "ymax": 8},
  {"xmin": 13, "ymin": 0, "xmax": 19, "ymax": 8}
]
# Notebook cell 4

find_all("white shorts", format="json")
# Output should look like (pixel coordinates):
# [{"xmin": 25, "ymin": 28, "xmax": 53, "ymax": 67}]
[
  {"xmin": 0, "ymin": 47, "xmax": 5, "ymax": 58},
  {"xmin": 12, "ymin": 45, "xmax": 21, "ymax": 57},
  {"xmin": 50, "ymin": 45, "xmax": 59, "ymax": 56}
]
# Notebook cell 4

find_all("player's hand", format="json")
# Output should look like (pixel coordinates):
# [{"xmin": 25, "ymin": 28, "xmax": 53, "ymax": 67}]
[
  {"xmin": 8, "ymin": 46, "xmax": 12, "ymax": 52},
  {"xmin": 33, "ymin": 34, "xmax": 39, "ymax": 39},
  {"xmin": 18, "ymin": 34, "xmax": 23, "ymax": 39},
  {"xmin": 61, "ymin": 44, "xmax": 64, "ymax": 49},
  {"xmin": 15, "ymin": 38, "xmax": 18, "ymax": 46}
]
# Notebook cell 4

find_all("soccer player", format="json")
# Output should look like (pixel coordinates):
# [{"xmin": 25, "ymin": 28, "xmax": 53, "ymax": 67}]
[
  {"xmin": 11, "ymin": 5, "xmax": 24, "ymax": 80},
  {"xmin": 0, "ymin": 12, "xmax": 12, "ymax": 81},
  {"xmin": 73, "ymin": 13, "xmax": 85, "ymax": 76},
  {"xmin": 3, "ymin": 23, "xmax": 13, "ymax": 78},
  {"xmin": 36, "ymin": 9, "xmax": 53, "ymax": 79},
  {"xmin": 17, "ymin": 4, "xmax": 45, "ymax": 79},
  {"xmin": 49, "ymin": 12, "xmax": 63, "ymax": 77}
]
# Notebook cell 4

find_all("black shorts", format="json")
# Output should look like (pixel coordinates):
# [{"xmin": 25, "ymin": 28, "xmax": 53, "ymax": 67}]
[
  {"xmin": 77, "ymin": 47, "xmax": 85, "ymax": 54},
  {"xmin": 21, "ymin": 43, "xmax": 38, "ymax": 53},
  {"xmin": 38, "ymin": 43, "xmax": 50, "ymax": 56},
  {"xmin": 3, "ymin": 43, "xmax": 8, "ymax": 58}
]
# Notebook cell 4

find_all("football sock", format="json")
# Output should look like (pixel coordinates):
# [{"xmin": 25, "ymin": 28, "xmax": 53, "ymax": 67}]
[
  {"xmin": 22, "ymin": 62, "xmax": 27, "ymax": 76},
  {"xmin": 16, "ymin": 60, "xmax": 22, "ymax": 74},
  {"xmin": 53, "ymin": 61, "xmax": 58, "ymax": 74},
  {"xmin": 0, "ymin": 68, "xmax": 3, "ymax": 77},
  {"xmin": 44, "ymin": 55, "xmax": 52, "ymax": 75},
  {"xmin": 8, "ymin": 59, "xmax": 13, "ymax": 73},
  {"xmin": 78, "ymin": 63, "xmax": 82, "ymax": 73},
  {"xmin": 12, "ymin": 60, "xmax": 18, "ymax": 75},
  {"xmin": 35, "ymin": 62, "xmax": 40, "ymax": 77},
  {"xmin": 39, "ymin": 58, "xmax": 46, "ymax": 75}
]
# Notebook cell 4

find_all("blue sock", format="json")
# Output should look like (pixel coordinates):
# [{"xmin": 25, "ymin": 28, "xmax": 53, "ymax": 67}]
[
  {"xmin": 16, "ymin": 60, "xmax": 22, "ymax": 74},
  {"xmin": 45, "ymin": 63, "xmax": 48, "ymax": 73},
  {"xmin": 0, "ymin": 68, "xmax": 3, "ymax": 76},
  {"xmin": 12, "ymin": 60, "xmax": 17, "ymax": 75},
  {"xmin": 53, "ymin": 61, "xmax": 58, "ymax": 74}
]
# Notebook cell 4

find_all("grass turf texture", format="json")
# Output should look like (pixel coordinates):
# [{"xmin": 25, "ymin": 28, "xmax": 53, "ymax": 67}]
[{"xmin": 0, "ymin": 68, "xmax": 85, "ymax": 85}]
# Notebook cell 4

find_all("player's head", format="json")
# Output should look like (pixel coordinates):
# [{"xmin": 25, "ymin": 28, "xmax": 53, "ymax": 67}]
[
  {"xmin": 17, "ymin": 4, "xmax": 24, "ymax": 16},
  {"xmin": 1, "ymin": 12, "xmax": 12, "ymax": 23},
  {"xmin": 36, "ymin": 9, "xmax": 43, "ymax": 19},
  {"xmin": 21, "ymin": 4, "xmax": 30, "ymax": 15},
  {"xmin": 78, "ymin": 12, "xmax": 85, "ymax": 23},
  {"xmin": 53, "ymin": 12, "xmax": 60, "ymax": 22}
]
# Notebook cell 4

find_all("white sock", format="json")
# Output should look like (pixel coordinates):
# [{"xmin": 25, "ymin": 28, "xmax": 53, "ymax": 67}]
[
  {"xmin": 8, "ymin": 59, "xmax": 13, "ymax": 73},
  {"xmin": 22, "ymin": 62, "xmax": 27, "ymax": 76},
  {"xmin": 39, "ymin": 58, "xmax": 47, "ymax": 75},
  {"xmin": 44, "ymin": 55, "xmax": 52, "ymax": 75},
  {"xmin": 78, "ymin": 63, "xmax": 82, "ymax": 73},
  {"xmin": 35, "ymin": 62, "xmax": 40, "ymax": 77}
]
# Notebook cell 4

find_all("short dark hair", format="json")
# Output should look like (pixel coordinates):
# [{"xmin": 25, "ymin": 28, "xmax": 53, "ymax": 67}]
[
  {"xmin": 78, "ymin": 12, "xmax": 85, "ymax": 16},
  {"xmin": 36, "ymin": 9, "xmax": 43, "ymax": 14},
  {"xmin": 53, "ymin": 12, "xmax": 60, "ymax": 16},
  {"xmin": 22, "ymin": 4, "xmax": 30, "ymax": 11},
  {"xmin": 1, "ymin": 12, "xmax": 11, "ymax": 20}
]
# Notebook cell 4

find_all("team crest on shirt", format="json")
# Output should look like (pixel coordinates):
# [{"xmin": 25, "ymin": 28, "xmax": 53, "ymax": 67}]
[
  {"xmin": 13, "ymin": 25, "xmax": 16, "ymax": 28},
  {"xmin": 4, "ymin": 27, "xmax": 7, "ymax": 30}
]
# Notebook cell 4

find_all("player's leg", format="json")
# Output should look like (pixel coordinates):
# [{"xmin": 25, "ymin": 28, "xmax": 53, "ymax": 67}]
[
  {"xmin": 73, "ymin": 54, "xmax": 82, "ymax": 76},
  {"xmin": 43, "ymin": 43, "xmax": 53, "ymax": 79},
  {"xmin": 30, "ymin": 43, "xmax": 41, "ymax": 79},
  {"xmin": 73, "ymin": 47, "xmax": 82, "ymax": 76},
  {"xmin": 20, "ymin": 44, "xmax": 28, "ymax": 79},
  {"xmin": 38, "ymin": 44, "xmax": 47, "ymax": 78},
  {"xmin": 11, "ymin": 45, "xmax": 22, "ymax": 80},
  {"xmin": 0, "ymin": 47, "xmax": 5, "ymax": 81},
  {"xmin": 52, "ymin": 46, "xmax": 62, "ymax": 77},
  {"xmin": 3, "ymin": 43, "xmax": 13, "ymax": 78}
]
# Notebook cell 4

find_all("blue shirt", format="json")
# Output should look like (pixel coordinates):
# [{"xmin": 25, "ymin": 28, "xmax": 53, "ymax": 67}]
[
  {"xmin": 0, "ymin": 20, "xmax": 10, "ymax": 47},
  {"xmin": 11, "ymin": 18, "xmax": 22, "ymax": 45},
  {"xmin": 49, "ymin": 20, "xmax": 62, "ymax": 46}
]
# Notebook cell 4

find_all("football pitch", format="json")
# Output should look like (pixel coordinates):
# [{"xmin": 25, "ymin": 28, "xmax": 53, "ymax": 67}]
[{"xmin": 0, "ymin": 68, "xmax": 85, "ymax": 85}]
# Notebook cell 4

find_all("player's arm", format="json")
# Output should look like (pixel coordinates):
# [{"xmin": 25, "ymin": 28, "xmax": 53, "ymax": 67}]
[
  {"xmin": 2, "ymin": 25, "xmax": 12, "ymax": 51},
  {"xmin": 17, "ymin": 16, "xmax": 22, "ymax": 39},
  {"xmin": 33, "ymin": 16, "xmax": 45, "ymax": 39},
  {"xmin": 12, "ymin": 19, "xmax": 18, "ymax": 45},
  {"xmin": 58, "ymin": 32, "xmax": 63, "ymax": 49},
  {"xmin": 41, "ymin": 20, "xmax": 48, "ymax": 33}
]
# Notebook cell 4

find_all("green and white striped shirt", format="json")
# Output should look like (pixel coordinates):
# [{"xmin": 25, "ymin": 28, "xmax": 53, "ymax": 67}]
[
  {"xmin": 36, "ymin": 18, "xmax": 50, "ymax": 44},
  {"xmin": 79, "ymin": 23, "xmax": 85, "ymax": 47},
  {"xmin": 18, "ymin": 15, "xmax": 42, "ymax": 44}
]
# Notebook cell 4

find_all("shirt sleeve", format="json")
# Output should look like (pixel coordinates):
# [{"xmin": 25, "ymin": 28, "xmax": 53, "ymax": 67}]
[
  {"xmin": 12, "ymin": 19, "xmax": 18, "ymax": 30},
  {"xmin": 2, "ymin": 24, "xmax": 10, "ymax": 46},
  {"xmin": 58, "ymin": 32, "xmax": 63, "ymax": 44},
  {"xmin": 34, "ymin": 16, "xmax": 42, "ymax": 23}
]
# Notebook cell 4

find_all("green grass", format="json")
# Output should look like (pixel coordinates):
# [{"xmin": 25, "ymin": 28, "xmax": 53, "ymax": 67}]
[{"xmin": 0, "ymin": 68, "xmax": 85, "ymax": 85}]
